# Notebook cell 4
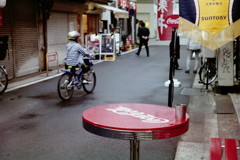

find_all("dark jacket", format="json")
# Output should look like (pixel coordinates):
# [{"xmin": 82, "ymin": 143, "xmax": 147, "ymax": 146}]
[{"xmin": 137, "ymin": 27, "xmax": 150, "ymax": 39}]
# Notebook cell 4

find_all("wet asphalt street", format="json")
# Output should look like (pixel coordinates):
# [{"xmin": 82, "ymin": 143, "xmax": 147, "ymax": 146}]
[{"xmin": 0, "ymin": 45, "xmax": 195, "ymax": 160}]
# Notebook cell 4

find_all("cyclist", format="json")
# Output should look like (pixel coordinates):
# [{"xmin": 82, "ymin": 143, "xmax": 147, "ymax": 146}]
[{"xmin": 65, "ymin": 31, "xmax": 91, "ymax": 83}]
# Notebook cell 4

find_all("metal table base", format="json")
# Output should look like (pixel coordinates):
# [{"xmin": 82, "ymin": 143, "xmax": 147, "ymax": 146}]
[{"xmin": 130, "ymin": 139, "xmax": 140, "ymax": 160}]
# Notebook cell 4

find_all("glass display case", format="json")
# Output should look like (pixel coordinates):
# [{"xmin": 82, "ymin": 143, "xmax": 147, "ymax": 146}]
[{"xmin": 85, "ymin": 34, "xmax": 116, "ymax": 61}]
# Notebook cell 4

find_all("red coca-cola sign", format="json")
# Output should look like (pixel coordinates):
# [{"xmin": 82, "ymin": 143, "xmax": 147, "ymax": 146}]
[{"xmin": 165, "ymin": 15, "xmax": 179, "ymax": 28}]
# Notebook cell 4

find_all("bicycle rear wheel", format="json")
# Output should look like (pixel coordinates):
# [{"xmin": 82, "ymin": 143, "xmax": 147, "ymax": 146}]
[
  {"xmin": 57, "ymin": 72, "xmax": 74, "ymax": 100},
  {"xmin": 0, "ymin": 66, "xmax": 8, "ymax": 95},
  {"xmin": 199, "ymin": 62, "xmax": 217, "ymax": 85},
  {"xmin": 83, "ymin": 69, "xmax": 96, "ymax": 93}
]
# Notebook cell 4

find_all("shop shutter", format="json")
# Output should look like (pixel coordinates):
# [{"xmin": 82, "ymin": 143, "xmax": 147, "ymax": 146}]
[
  {"xmin": 0, "ymin": 5, "xmax": 14, "ymax": 79},
  {"xmin": 12, "ymin": 0, "xmax": 39, "ymax": 77},
  {"xmin": 47, "ymin": 12, "xmax": 69, "ymax": 64}
]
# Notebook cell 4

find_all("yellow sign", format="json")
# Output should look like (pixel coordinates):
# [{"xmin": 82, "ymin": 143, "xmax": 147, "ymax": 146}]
[
  {"xmin": 178, "ymin": 0, "xmax": 240, "ymax": 50},
  {"xmin": 199, "ymin": 0, "xmax": 229, "ymax": 34}
]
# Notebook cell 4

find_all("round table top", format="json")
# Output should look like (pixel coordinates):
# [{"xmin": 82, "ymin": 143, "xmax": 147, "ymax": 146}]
[{"xmin": 82, "ymin": 103, "xmax": 189, "ymax": 140}]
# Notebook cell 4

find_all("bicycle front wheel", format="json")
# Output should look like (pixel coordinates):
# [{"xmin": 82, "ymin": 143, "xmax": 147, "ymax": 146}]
[
  {"xmin": 199, "ymin": 62, "xmax": 217, "ymax": 85},
  {"xmin": 57, "ymin": 73, "xmax": 74, "ymax": 100},
  {"xmin": 83, "ymin": 69, "xmax": 96, "ymax": 94},
  {"xmin": 0, "ymin": 66, "xmax": 8, "ymax": 95}
]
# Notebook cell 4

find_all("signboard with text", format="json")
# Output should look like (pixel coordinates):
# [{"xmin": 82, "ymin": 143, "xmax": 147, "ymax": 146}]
[
  {"xmin": 179, "ymin": 0, "xmax": 240, "ymax": 50},
  {"xmin": 157, "ymin": 0, "xmax": 173, "ymax": 41},
  {"xmin": 165, "ymin": 15, "xmax": 179, "ymax": 28},
  {"xmin": 119, "ymin": 0, "xmax": 129, "ymax": 9}
]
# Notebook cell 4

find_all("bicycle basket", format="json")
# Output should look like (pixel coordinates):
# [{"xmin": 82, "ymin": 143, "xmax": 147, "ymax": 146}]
[{"xmin": 83, "ymin": 58, "xmax": 94, "ymax": 66}]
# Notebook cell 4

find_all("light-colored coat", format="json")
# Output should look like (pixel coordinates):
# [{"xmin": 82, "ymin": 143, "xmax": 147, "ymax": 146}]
[
  {"xmin": 188, "ymin": 39, "xmax": 201, "ymax": 51},
  {"xmin": 65, "ymin": 41, "xmax": 89, "ymax": 66}
]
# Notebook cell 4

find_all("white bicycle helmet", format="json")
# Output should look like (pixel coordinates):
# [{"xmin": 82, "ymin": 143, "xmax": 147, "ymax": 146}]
[{"xmin": 68, "ymin": 31, "xmax": 80, "ymax": 40}]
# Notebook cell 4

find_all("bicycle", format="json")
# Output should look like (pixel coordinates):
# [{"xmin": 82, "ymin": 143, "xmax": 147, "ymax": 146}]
[
  {"xmin": 0, "ymin": 64, "xmax": 8, "ymax": 95},
  {"xmin": 57, "ymin": 56, "xmax": 96, "ymax": 101},
  {"xmin": 199, "ymin": 57, "xmax": 218, "ymax": 85}
]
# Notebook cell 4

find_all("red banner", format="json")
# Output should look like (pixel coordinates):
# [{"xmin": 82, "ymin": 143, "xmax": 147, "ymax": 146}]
[
  {"xmin": 119, "ymin": 0, "xmax": 129, "ymax": 9},
  {"xmin": 0, "ymin": 8, "xmax": 2, "ymax": 26},
  {"xmin": 157, "ymin": 0, "xmax": 173, "ymax": 41}
]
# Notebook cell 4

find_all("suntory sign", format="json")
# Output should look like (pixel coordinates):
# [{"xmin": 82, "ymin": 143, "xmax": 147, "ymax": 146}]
[{"xmin": 178, "ymin": 0, "xmax": 240, "ymax": 50}]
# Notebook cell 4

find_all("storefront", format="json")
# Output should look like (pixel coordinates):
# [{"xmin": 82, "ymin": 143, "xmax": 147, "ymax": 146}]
[
  {"xmin": 0, "ymin": 0, "xmax": 39, "ymax": 78},
  {"xmin": 46, "ymin": 0, "xmax": 86, "ymax": 68},
  {"xmin": 0, "ymin": 0, "xmax": 135, "ymax": 79},
  {"xmin": 85, "ymin": 33, "xmax": 120, "ymax": 61},
  {"xmin": 117, "ymin": 0, "xmax": 137, "ymax": 50},
  {"xmin": 94, "ymin": 3, "xmax": 135, "ymax": 52},
  {"xmin": 47, "ymin": 12, "xmax": 78, "ymax": 64}
]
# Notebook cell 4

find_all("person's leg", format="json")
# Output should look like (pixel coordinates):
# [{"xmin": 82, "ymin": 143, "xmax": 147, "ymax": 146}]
[
  {"xmin": 193, "ymin": 51, "xmax": 200, "ymax": 73},
  {"xmin": 69, "ymin": 66, "xmax": 77, "ymax": 82},
  {"xmin": 175, "ymin": 60, "xmax": 181, "ymax": 70},
  {"xmin": 81, "ymin": 64, "xmax": 89, "ymax": 74},
  {"xmin": 185, "ymin": 51, "xmax": 192, "ymax": 73},
  {"xmin": 81, "ymin": 64, "xmax": 90, "ymax": 83},
  {"xmin": 145, "ymin": 40, "xmax": 149, "ymax": 57},
  {"xmin": 70, "ymin": 66, "xmax": 76, "ymax": 76},
  {"xmin": 136, "ymin": 39, "xmax": 143, "ymax": 55}
]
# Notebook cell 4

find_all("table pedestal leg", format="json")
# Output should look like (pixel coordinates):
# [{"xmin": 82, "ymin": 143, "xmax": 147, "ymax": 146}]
[{"xmin": 130, "ymin": 139, "xmax": 140, "ymax": 160}]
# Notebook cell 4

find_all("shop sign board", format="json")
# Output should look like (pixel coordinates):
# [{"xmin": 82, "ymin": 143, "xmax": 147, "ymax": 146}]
[
  {"xmin": 114, "ymin": 34, "xmax": 120, "ymax": 54},
  {"xmin": 157, "ymin": 0, "xmax": 173, "ymax": 41},
  {"xmin": 179, "ymin": 0, "xmax": 240, "ymax": 50},
  {"xmin": 165, "ymin": 15, "xmax": 179, "ymax": 28},
  {"xmin": 129, "ymin": 1, "xmax": 136, "ymax": 10},
  {"xmin": 115, "ymin": 13, "xmax": 129, "ymax": 19},
  {"xmin": 119, "ymin": 0, "xmax": 129, "ymax": 9},
  {"xmin": 85, "ymin": 34, "xmax": 100, "ymax": 54},
  {"xmin": 217, "ymin": 42, "xmax": 234, "ymax": 86}
]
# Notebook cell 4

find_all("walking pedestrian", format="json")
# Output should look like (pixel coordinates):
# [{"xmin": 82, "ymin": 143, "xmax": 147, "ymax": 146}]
[
  {"xmin": 185, "ymin": 39, "xmax": 201, "ymax": 74},
  {"xmin": 135, "ymin": 22, "xmax": 150, "ymax": 57},
  {"xmin": 135, "ymin": 19, "xmax": 143, "ymax": 45}
]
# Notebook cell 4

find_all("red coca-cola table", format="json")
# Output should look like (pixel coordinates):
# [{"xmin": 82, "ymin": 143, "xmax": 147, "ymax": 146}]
[{"xmin": 82, "ymin": 103, "xmax": 189, "ymax": 160}]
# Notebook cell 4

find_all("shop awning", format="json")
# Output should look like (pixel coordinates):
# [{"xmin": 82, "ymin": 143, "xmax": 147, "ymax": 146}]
[{"xmin": 95, "ymin": 4, "xmax": 129, "ymax": 18}]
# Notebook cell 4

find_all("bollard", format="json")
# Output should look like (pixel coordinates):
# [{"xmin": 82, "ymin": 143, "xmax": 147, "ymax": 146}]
[{"xmin": 175, "ymin": 104, "xmax": 187, "ymax": 121}]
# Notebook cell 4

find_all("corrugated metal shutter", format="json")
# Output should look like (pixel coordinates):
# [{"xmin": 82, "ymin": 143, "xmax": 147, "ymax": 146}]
[
  {"xmin": 0, "ymin": 5, "xmax": 14, "ymax": 79},
  {"xmin": 12, "ymin": 0, "xmax": 39, "ymax": 77},
  {"xmin": 47, "ymin": 12, "xmax": 78, "ymax": 65},
  {"xmin": 47, "ymin": 12, "xmax": 68, "ymax": 65}
]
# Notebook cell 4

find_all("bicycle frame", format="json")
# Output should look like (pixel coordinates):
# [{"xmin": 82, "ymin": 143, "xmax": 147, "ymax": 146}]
[
  {"xmin": 57, "ymin": 56, "xmax": 96, "ymax": 100},
  {"xmin": 0, "ymin": 64, "xmax": 8, "ymax": 75},
  {"xmin": 61, "ymin": 68, "xmax": 84, "ymax": 87},
  {"xmin": 0, "ymin": 64, "xmax": 8, "ymax": 95}
]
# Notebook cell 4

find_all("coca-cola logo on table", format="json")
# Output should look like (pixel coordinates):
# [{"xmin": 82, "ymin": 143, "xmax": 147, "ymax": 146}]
[
  {"xmin": 165, "ymin": 15, "xmax": 179, "ymax": 28},
  {"xmin": 106, "ymin": 106, "xmax": 170, "ymax": 124}
]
